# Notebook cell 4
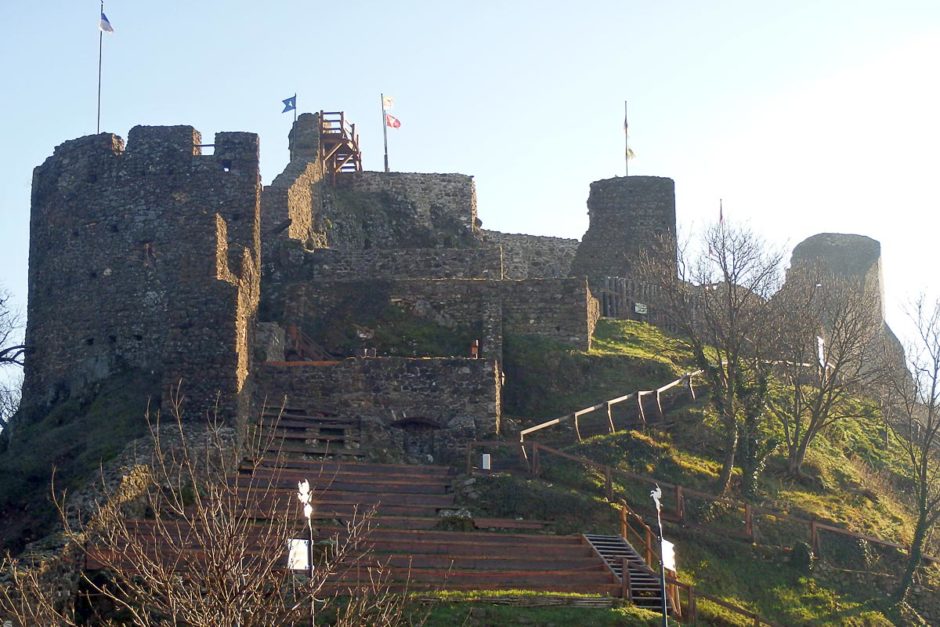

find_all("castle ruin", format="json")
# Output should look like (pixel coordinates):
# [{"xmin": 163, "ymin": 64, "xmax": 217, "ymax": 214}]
[{"xmin": 19, "ymin": 109, "xmax": 899, "ymax": 461}]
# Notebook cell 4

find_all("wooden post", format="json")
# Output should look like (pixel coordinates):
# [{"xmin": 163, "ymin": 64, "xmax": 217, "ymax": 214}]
[
  {"xmin": 604, "ymin": 466, "xmax": 613, "ymax": 500},
  {"xmin": 675, "ymin": 485, "xmax": 685, "ymax": 522},
  {"xmin": 744, "ymin": 503, "xmax": 754, "ymax": 541},
  {"xmin": 574, "ymin": 413, "xmax": 583, "ymax": 442},
  {"xmin": 645, "ymin": 527, "xmax": 654, "ymax": 566},
  {"xmin": 619, "ymin": 505, "xmax": 628, "ymax": 538},
  {"xmin": 685, "ymin": 374, "xmax": 696, "ymax": 400},
  {"xmin": 636, "ymin": 393, "xmax": 647, "ymax": 428},
  {"xmin": 688, "ymin": 587, "xmax": 696, "ymax": 623},
  {"xmin": 607, "ymin": 401, "xmax": 616, "ymax": 434},
  {"xmin": 621, "ymin": 558, "xmax": 632, "ymax": 600}
]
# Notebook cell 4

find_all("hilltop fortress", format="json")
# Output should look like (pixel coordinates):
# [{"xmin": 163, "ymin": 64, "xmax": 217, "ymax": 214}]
[{"xmin": 19, "ymin": 111, "xmax": 900, "ymax": 460}]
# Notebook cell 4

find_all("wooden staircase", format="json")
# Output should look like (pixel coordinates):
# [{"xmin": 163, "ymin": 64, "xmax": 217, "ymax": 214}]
[
  {"xmin": 257, "ymin": 405, "xmax": 364, "ymax": 461},
  {"xmin": 584, "ymin": 533, "xmax": 672, "ymax": 612},
  {"xmin": 318, "ymin": 111, "xmax": 362, "ymax": 180}
]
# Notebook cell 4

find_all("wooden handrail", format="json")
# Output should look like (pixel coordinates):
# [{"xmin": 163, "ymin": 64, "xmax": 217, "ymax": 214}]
[
  {"xmin": 525, "ymin": 441, "xmax": 938, "ymax": 567},
  {"xmin": 519, "ymin": 370, "xmax": 702, "ymax": 442}
]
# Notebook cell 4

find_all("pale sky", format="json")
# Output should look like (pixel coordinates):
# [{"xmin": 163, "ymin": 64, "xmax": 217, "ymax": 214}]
[{"xmin": 2, "ymin": 1, "xmax": 939, "ymax": 350}]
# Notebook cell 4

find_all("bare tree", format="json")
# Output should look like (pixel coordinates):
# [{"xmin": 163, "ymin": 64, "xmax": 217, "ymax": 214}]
[
  {"xmin": 889, "ymin": 296, "xmax": 940, "ymax": 603},
  {"xmin": 0, "ymin": 289, "xmax": 25, "ymax": 432},
  {"xmin": 1, "ymin": 392, "xmax": 411, "ymax": 625},
  {"xmin": 643, "ymin": 222, "xmax": 784, "ymax": 495},
  {"xmin": 768, "ymin": 269, "xmax": 889, "ymax": 479}
]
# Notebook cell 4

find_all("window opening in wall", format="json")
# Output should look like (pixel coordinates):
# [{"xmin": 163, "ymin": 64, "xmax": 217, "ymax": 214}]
[
  {"xmin": 84, "ymin": 337, "xmax": 95, "ymax": 346},
  {"xmin": 89, "ymin": 270, "xmax": 98, "ymax": 279},
  {"xmin": 222, "ymin": 159, "xmax": 232, "ymax": 173}
]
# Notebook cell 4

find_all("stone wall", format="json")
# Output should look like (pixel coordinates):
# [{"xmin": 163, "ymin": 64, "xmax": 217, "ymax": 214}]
[
  {"xmin": 23, "ymin": 126, "xmax": 261, "ymax": 420},
  {"xmin": 267, "ymin": 240, "xmax": 504, "ymax": 281},
  {"xmin": 482, "ymin": 230, "xmax": 579, "ymax": 279},
  {"xmin": 500, "ymin": 278, "xmax": 599, "ymax": 349},
  {"xmin": 256, "ymin": 357, "xmax": 501, "ymax": 436},
  {"xmin": 570, "ymin": 176, "xmax": 677, "ymax": 289},
  {"xmin": 273, "ymin": 276, "xmax": 596, "ymax": 360},
  {"xmin": 322, "ymin": 171, "xmax": 482, "ymax": 250}
]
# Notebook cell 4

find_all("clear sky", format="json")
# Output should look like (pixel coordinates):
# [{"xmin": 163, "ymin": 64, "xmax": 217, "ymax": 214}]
[{"xmin": 2, "ymin": 1, "xmax": 939, "ymax": 348}]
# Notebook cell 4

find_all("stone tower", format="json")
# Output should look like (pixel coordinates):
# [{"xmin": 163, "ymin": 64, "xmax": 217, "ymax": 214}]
[
  {"xmin": 569, "ymin": 175, "xmax": 677, "ymax": 288},
  {"xmin": 22, "ymin": 126, "xmax": 261, "ymax": 420}
]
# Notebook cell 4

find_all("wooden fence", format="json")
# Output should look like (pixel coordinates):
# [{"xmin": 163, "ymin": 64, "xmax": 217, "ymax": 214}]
[
  {"xmin": 519, "ymin": 370, "xmax": 702, "ymax": 444},
  {"xmin": 466, "ymin": 440, "xmax": 936, "ymax": 585}
]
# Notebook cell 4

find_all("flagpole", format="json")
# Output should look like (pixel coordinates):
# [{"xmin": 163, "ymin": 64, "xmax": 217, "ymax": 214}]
[
  {"xmin": 97, "ymin": 1, "xmax": 104, "ymax": 133},
  {"xmin": 624, "ymin": 100, "xmax": 629, "ymax": 177},
  {"xmin": 294, "ymin": 93, "xmax": 297, "ymax": 123},
  {"xmin": 381, "ymin": 92, "xmax": 390, "ymax": 173}
]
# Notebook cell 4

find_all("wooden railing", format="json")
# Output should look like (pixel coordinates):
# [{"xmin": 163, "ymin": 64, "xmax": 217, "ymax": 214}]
[
  {"xmin": 523, "ymin": 441, "xmax": 937, "ymax": 565},
  {"xmin": 519, "ymin": 370, "xmax": 702, "ymax": 443}
]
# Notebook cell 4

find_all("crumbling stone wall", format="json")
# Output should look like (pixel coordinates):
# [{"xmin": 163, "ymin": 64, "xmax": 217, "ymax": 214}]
[
  {"xmin": 267, "ymin": 240, "xmax": 504, "ymax": 281},
  {"xmin": 260, "ymin": 113, "xmax": 327, "ymax": 250},
  {"xmin": 570, "ymin": 175, "xmax": 677, "ymax": 290},
  {"xmin": 482, "ymin": 230, "xmax": 579, "ymax": 279},
  {"xmin": 256, "ymin": 357, "xmax": 501, "ymax": 436},
  {"xmin": 322, "ymin": 171, "xmax": 482, "ymax": 250},
  {"xmin": 274, "ymin": 277, "xmax": 596, "ymax": 360},
  {"xmin": 23, "ymin": 126, "xmax": 261, "ymax": 420}
]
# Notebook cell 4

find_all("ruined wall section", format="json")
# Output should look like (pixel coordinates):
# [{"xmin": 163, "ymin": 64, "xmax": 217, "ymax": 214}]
[
  {"xmin": 482, "ymin": 230, "xmax": 579, "ymax": 279},
  {"xmin": 321, "ymin": 172, "xmax": 482, "ymax": 250},
  {"xmin": 266, "ymin": 240, "xmax": 504, "ymax": 282},
  {"xmin": 24, "ymin": 126, "xmax": 261, "ymax": 419},
  {"xmin": 274, "ymin": 277, "xmax": 596, "ymax": 360},
  {"xmin": 260, "ymin": 113, "xmax": 327, "ymax": 250},
  {"xmin": 570, "ymin": 176, "xmax": 677, "ymax": 291},
  {"xmin": 500, "ymin": 278, "xmax": 599, "ymax": 349},
  {"xmin": 256, "ymin": 357, "xmax": 501, "ymax": 436}
]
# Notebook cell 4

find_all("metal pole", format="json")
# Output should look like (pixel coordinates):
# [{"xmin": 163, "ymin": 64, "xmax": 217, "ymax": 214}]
[
  {"xmin": 381, "ymin": 93, "xmax": 390, "ymax": 173},
  {"xmin": 624, "ymin": 100, "xmax": 629, "ymax": 177},
  {"xmin": 97, "ymin": 1, "xmax": 104, "ymax": 134},
  {"xmin": 308, "ymin": 516, "xmax": 315, "ymax": 627},
  {"xmin": 651, "ymin": 485, "xmax": 668, "ymax": 627},
  {"xmin": 656, "ymin": 505, "xmax": 668, "ymax": 626}
]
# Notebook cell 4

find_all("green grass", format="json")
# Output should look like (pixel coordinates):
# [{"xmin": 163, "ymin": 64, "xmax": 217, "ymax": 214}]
[
  {"xmin": 416, "ymin": 599, "xmax": 662, "ymax": 626},
  {"xmin": 0, "ymin": 370, "xmax": 158, "ymax": 552},
  {"xmin": 503, "ymin": 320, "xmax": 692, "ymax": 420},
  {"xmin": 496, "ymin": 319, "xmax": 938, "ymax": 623}
]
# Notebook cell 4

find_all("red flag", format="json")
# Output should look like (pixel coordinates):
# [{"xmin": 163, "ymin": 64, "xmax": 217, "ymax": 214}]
[{"xmin": 385, "ymin": 113, "xmax": 401, "ymax": 129}]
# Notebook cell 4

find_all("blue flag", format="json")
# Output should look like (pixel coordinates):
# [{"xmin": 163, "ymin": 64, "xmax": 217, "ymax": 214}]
[
  {"xmin": 282, "ymin": 95, "xmax": 296, "ymax": 113},
  {"xmin": 99, "ymin": 11, "xmax": 114, "ymax": 33}
]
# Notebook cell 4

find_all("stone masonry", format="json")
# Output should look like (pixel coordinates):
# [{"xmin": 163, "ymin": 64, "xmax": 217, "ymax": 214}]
[{"xmin": 23, "ymin": 126, "xmax": 261, "ymax": 421}]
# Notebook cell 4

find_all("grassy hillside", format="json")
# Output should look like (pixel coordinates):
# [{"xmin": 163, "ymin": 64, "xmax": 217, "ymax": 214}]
[{"xmin": 494, "ymin": 319, "xmax": 940, "ymax": 625}]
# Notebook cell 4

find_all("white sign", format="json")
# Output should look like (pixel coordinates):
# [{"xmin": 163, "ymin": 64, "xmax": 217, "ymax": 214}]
[
  {"xmin": 482, "ymin": 453, "xmax": 492, "ymax": 470},
  {"xmin": 634, "ymin": 302, "xmax": 648, "ymax": 315},
  {"xmin": 661, "ymin": 539, "xmax": 676, "ymax": 571},
  {"xmin": 287, "ymin": 539, "xmax": 310, "ymax": 571}
]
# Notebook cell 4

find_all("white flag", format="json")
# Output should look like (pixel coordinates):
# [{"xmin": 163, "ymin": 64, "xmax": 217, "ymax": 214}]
[
  {"xmin": 99, "ymin": 11, "xmax": 114, "ymax": 33},
  {"xmin": 382, "ymin": 95, "xmax": 394, "ymax": 110}
]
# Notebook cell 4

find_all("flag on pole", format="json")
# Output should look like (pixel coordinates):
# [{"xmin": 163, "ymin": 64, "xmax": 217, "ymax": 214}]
[
  {"xmin": 385, "ymin": 113, "xmax": 401, "ymax": 129},
  {"xmin": 282, "ymin": 95, "xmax": 296, "ymax": 113},
  {"xmin": 382, "ymin": 95, "xmax": 395, "ymax": 110},
  {"xmin": 99, "ymin": 11, "xmax": 114, "ymax": 33}
]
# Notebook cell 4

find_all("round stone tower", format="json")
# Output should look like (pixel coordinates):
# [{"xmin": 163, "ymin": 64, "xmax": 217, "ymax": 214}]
[{"xmin": 570, "ymin": 175, "xmax": 677, "ymax": 286}]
